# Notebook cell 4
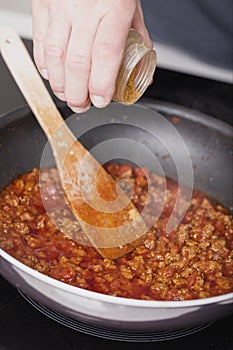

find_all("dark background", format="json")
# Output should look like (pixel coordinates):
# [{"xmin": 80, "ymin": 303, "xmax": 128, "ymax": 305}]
[
  {"xmin": 0, "ymin": 40, "xmax": 232, "ymax": 124},
  {"xmin": 0, "ymin": 40, "xmax": 233, "ymax": 349}
]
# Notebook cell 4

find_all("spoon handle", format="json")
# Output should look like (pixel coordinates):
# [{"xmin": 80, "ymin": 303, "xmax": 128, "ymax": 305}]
[
  {"xmin": 0, "ymin": 27, "xmax": 68, "ymax": 140},
  {"xmin": 0, "ymin": 28, "xmax": 146, "ymax": 259}
]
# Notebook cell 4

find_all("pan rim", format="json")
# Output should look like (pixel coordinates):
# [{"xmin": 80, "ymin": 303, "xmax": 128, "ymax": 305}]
[
  {"xmin": 1, "ymin": 249, "xmax": 232, "ymax": 308},
  {"xmin": 140, "ymin": 98, "xmax": 233, "ymax": 136},
  {"xmin": 0, "ymin": 100, "xmax": 232, "ymax": 137}
]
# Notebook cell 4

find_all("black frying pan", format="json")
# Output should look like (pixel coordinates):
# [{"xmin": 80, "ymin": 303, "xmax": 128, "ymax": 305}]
[
  {"xmin": 0, "ymin": 99, "xmax": 232, "ymax": 209},
  {"xmin": 0, "ymin": 100, "xmax": 232, "ymax": 332}
]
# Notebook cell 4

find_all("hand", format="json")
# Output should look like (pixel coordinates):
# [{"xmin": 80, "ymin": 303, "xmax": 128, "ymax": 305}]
[{"xmin": 31, "ymin": 0, "xmax": 152, "ymax": 113}]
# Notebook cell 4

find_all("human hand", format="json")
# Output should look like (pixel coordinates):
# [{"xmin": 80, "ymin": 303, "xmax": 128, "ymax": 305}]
[{"xmin": 31, "ymin": 0, "xmax": 152, "ymax": 113}]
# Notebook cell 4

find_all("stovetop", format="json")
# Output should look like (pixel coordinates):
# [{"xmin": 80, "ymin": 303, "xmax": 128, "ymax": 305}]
[{"xmin": 0, "ymin": 40, "xmax": 233, "ymax": 350}]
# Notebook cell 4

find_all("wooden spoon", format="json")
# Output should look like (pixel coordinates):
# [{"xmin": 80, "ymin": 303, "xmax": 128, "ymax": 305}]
[{"xmin": 0, "ymin": 27, "xmax": 147, "ymax": 259}]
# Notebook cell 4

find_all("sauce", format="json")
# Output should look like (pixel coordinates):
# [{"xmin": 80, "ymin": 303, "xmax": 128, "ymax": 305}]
[{"xmin": 0, "ymin": 164, "xmax": 232, "ymax": 300}]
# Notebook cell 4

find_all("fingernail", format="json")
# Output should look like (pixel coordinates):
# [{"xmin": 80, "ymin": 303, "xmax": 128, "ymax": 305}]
[
  {"xmin": 70, "ymin": 105, "xmax": 90, "ymax": 114},
  {"xmin": 56, "ymin": 92, "xmax": 66, "ymax": 101},
  {"xmin": 91, "ymin": 95, "xmax": 108, "ymax": 108},
  {"xmin": 40, "ymin": 68, "xmax": 48, "ymax": 79}
]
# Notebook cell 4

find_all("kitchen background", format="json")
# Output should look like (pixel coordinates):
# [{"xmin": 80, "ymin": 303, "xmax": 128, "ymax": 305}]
[{"xmin": 0, "ymin": 0, "xmax": 232, "ymax": 123}]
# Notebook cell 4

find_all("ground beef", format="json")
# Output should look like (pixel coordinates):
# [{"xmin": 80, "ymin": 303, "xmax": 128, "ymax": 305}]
[{"xmin": 0, "ymin": 164, "xmax": 232, "ymax": 301}]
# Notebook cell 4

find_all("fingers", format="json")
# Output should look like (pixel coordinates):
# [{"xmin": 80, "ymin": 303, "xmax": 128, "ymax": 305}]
[
  {"xmin": 64, "ymin": 20, "xmax": 97, "ymax": 112},
  {"xmin": 31, "ymin": 0, "xmax": 147, "ymax": 113},
  {"xmin": 44, "ymin": 11, "xmax": 71, "ymax": 101},
  {"xmin": 89, "ymin": 10, "xmax": 133, "ymax": 107},
  {"xmin": 31, "ymin": 0, "xmax": 49, "ymax": 78}
]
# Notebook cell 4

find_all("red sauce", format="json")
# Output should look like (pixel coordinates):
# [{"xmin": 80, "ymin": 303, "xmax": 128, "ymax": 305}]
[{"xmin": 0, "ymin": 164, "xmax": 232, "ymax": 300}]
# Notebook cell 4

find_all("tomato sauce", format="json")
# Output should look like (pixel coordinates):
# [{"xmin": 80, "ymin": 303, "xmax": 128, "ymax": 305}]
[{"xmin": 0, "ymin": 164, "xmax": 232, "ymax": 300}]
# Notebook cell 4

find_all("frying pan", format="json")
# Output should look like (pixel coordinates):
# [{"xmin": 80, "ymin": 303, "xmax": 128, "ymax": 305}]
[{"xmin": 0, "ymin": 100, "xmax": 232, "ymax": 331}]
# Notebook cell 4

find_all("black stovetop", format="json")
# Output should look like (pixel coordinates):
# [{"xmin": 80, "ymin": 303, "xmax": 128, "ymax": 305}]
[{"xmin": 0, "ymin": 40, "xmax": 233, "ymax": 350}]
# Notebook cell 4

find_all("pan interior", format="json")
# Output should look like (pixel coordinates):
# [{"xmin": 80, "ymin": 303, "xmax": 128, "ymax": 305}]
[{"xmin": 0, "ymin": 101, "xmax": 232, "ymax": 208}]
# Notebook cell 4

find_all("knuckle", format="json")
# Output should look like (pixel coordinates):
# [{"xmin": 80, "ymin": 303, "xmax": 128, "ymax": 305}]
[
  {"xmin": 89, "ymin": 79, "xmax": 114, "ymax": 97},
  {"xmin": 45, "ymin": 43, "xmax": 64, "ymax": 61},
  {"xmin": 66, "ymin": 53, "xmax": 90, "ymax": 72},
  {"xmin": 33, "ymin": 30, "xmax": 45, "ymax": 42},
  {"xmin": 95, "ymin": 41, "xmax": 123, "ymax": 58},
  {"xmin": 114, "ymin": 0, "xmax": 136, "ymax": 13}
]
